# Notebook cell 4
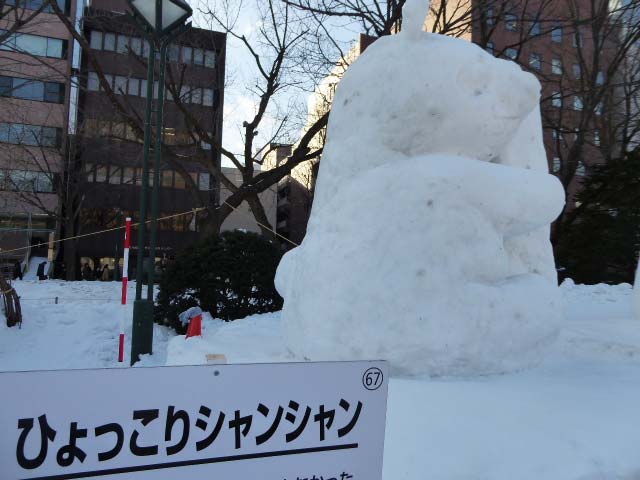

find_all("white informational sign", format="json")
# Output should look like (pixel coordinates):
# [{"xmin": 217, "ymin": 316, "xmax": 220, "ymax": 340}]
[{"xmin": 0, "ymin": 361, "xmax": 388, "ymax": 480}]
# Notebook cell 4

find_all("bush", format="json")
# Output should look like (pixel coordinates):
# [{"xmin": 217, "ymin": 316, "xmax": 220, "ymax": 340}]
[{"xmin": 155, "ymin": 230, "xmax": 284, "ymax": 333}]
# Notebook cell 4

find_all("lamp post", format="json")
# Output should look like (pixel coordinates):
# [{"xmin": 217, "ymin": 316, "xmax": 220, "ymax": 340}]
[{"xmin": 127, "ymin": 0, "xmax": 192, "ymax": 365}]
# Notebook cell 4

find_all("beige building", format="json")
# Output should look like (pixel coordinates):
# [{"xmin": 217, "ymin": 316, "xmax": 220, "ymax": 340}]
[
  {"xmin": 0, "ymin": 0, "xmax": 79, "ymax": 265},
  {"xmin": 219, "ymin": 166, "xmax": 277, "ymax": 235}
]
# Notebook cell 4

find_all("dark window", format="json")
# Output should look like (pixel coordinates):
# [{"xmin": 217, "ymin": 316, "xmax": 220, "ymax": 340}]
[
  {"xmin": 44, "ymin": 82, "xmax": 65, "ymax": 103},
  {"xmin": 530, "ymin": 21, "xmax": 540, "ymax": 36},
  {"xmin": 0, "ymin": 76, "xmax": 11, "ymax": 96},
  {"xmin": 169, "ymin": 44, "xmax": 180, "ymax": 62}
]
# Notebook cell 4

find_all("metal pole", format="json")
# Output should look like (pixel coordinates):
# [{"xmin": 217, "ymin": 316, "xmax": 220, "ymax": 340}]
[
  {"xmin": 147, "ymin": 41, "xmax": 168, "ymax": 302},
  {"xmin": 130, "ymin": 34, "xmax": 156, "ymax": 365},
  {"xmin": 135, "ymin": 40, "xmax": 156, "ymax": 302}
]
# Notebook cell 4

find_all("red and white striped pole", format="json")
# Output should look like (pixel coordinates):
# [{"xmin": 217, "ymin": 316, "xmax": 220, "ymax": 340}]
[{"xmin": 119, "ymin": 217, "xmax": 132, "ymax": 363}]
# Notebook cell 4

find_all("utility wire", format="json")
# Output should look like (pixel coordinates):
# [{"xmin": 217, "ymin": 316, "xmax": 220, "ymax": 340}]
[{"xmin": 0, "ymin": 200, "xmax": 299, "ymax": 256}]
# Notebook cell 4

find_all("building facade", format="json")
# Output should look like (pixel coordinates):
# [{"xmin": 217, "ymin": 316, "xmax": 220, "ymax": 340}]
[
  {"xmin": 275, "ymin": 2, "xmax": 624, "ymax": 248},
  {"xmin": 72, "ymin": 0, "xmax": 226, "ymax": 277},
  {"xmin": 0, "ymin": 0, "xmax": 78, "ymax": 269}
]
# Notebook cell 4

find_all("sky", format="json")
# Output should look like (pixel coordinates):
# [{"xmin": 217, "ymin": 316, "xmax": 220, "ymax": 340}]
[{"xmin": 190, "ymin": 0, "xmax": 360, "ymax": 169}]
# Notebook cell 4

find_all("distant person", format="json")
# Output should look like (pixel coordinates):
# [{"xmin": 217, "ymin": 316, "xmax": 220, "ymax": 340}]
[
  {"xmin": 36, "ymin": 261, "xmax": 48, "ymax": 281},
  {"xmin": 82, "ymin": 263, "xmax": 93, "ymax": 281},
  {"xmin": 12, "ymin": 260, "xmax": 22, "ymax": 280},
  {"xmin": 101, "ymin": 265, "xmax": 110, "ymax": 281}
]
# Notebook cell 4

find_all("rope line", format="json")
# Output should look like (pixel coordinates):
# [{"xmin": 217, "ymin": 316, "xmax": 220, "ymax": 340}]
[{"xmin": 0, "ymin": 200, "xmax": 299, "ymax": 256}]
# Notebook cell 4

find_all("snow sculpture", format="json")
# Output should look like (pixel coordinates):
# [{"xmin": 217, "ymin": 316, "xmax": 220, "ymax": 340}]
[{"xmin": 275, "ymin": 0, "xmax": 566, "ymax": 375}]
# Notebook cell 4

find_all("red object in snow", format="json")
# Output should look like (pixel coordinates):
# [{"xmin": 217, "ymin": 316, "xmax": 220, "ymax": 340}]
[{"xmin": 186, "ymin": 313, "xmax": 203, "ymax": 338}]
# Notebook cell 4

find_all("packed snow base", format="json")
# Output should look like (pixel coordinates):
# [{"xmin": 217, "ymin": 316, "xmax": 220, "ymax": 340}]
[
  {"xmin": 166, "ymin": 282, "xmax": 640, "ymax": 480},
  {"xmin": 276, "ymin": 0, "xmax": 565, "ymax": 375},
  {"xmin": 1, "ymin": 280, "xmax": 640, "ymax": 479}
]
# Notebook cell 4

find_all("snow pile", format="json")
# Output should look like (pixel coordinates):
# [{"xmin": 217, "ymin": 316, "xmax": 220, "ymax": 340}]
[
  {"xmin": 276, "ymin": 0, "xmax": 565, "ymax": 375},
  {"xmin": 161, "ymin": 281, "xmax": 640, "ymax": 480},
  {"xmin": 1, "ymin": 281, "xmax": 640, "ymax": 479},
  {"xmin": 0, "ymin": 280, "xmax": 172, "ymax": 370},
  {"xmin": 23, "ymin": 256, "xmax": 49, "ymax": 280}
]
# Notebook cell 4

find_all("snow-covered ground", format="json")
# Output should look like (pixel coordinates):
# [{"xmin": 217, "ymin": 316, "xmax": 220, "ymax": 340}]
[
  {"xmin": 0, "ymin": 279, "xmax": 172, "ymax": 370},
  {"xmin": 1, "ymin": 279, "xmax": 639, "ymax": 479}
]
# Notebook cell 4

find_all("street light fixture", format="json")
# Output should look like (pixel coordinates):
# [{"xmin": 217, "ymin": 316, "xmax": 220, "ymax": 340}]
[{"xmin": 127, "ymin": 0, "xmax": 192, "ymax": 365}]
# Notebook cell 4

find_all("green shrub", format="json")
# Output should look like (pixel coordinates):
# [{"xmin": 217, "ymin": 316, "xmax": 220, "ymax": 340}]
[{"xmin": 155, "ymin": 230, "xmax": 284, "ymax": 332}]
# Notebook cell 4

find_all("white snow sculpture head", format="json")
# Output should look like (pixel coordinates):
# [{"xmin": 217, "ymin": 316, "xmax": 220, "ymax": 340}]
[
  {"xmin": 313, "ymin": 4, "xmax": 543, "ymax": 205},
  {"xmin": 276, "ymin": 0, "xmax": 565, "ymax": 376}
]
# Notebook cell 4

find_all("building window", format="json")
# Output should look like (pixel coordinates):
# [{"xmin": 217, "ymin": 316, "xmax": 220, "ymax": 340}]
[
  {"xmin": 5, "ymin": 0, "xmax": 68, "ymax": 14},
  {"xmin": 204, "ymin": 50, "xmax": 216, "ymax": 68},
  {"xmin": 551, "ymin": 91, "xmax": 562, "ymax": 108},
  {"xmin": 123, "ymin": 167, "xmax": 135, "ymax": 185},
  {"xmin": 552, "ymin": 25, "xmax": 562, "ymax": 43},
  {"xmin": 576, "ymin": 161, "xmax": 586, "ymax": 176},
  {"xmin": 505, "ymin": 14, "xmax": 518, "ymax": 31},
  {"xmin": 572, "ymin": 64, "xmax": 581, "ymax": 79},
  {"xmin": 573, "ymin": 30, "xmax": 584, "ymax": 48},
  {"xmin": 0, "ymin": 31, "xmax": 67, "ymax": 58},
  {"xmin": 127, "ymin": 77, "xmax": 139, "ymax": 96},
  {"xmin": 90, "ymin": 31, "xmax": 103, "ymax": 50},
  {"xmin": 530, "ymin": 20, "xmax": 540, "ymax": 36},
  {"xmin": 14, "ymin": 78, "xmax": 45, "ymax": 101},
  {"xmin": 180, "ymin": 85, "xmax": 190, "ymax": 103},
  {"xmin": 203, "ymin": 88, "xmax": 214, "ymax": 107},
  {"xmin": 573, "ymin": 96, "xmax": 583, "ymax": 111},
  {"xmin": 116, "ymin": 34, "xmax": 129, "ymax": 54},
  {"xmin": 103, "ymin": 74, "xmax": 115, "ymax": 90},
  {"xmin": 199, "ymin": 172, "xmax": 210, "ymax": 190},
  {"xmin": 143, "ymin": 39, "xmax": 151, "ymax": 58},
  {"xmin": 193, "ymin": 48, "xmax": 204, "ymax": 65},
  {"xmin": 130, "ymin": 37, "xmax": 142, "ymax": 56},
  {"xmin": 85, "ymin": 163, "xmax": 95, "ymax": 182},
  {"xmin": 484, "ymin": 7, "xmax": 494, "ymax": 26},
  {"xmin": 44, "ymin": 82, "xmax": 64, "ymax": 103},
  {"xmin": 103, "ymin": 32, "xmax": 116, "ymax": 51},
  {"xmin": 37, "ymin": 172, "xmax": 53, "ymax": 192},
  {"xmin": 108, "ymin": 166, "xmax": 121, "ymax": 184},
  {"xmin": 594, "ymin": 130, "xmax": 600, "ymax": 146},
  {"xmin": 114, "ymin": 75, "xmax": 127, "ymax": 94},
  {"xmin": 552, "ymin": 157, "xmax": 561, "ymax": 173},
  {"xmin": 0, "ymin": 121, "xmax": 60, "ymax": 147},
  {"xmin": 595, "ymin": 102, "xmax": 603, "ymax": 115},
  {"xmin": 596, "ymin": 71, "xmax": 604, "ymax": 85},
  {"xmin": 551, "ymin": 58, "xmax": 562, "ymax": 75},
  {"xmin": 174, "ymin": 172, "xmax": 185, "ymax": 189},
  {"xmin": 191, "ymin": 87, "xmax": 202, "ymax": 104},
  {"xmin": 0, "ymin": 75, "xmax": 65, "ymax": 103},
  {"xmin": 95, "ymin": 165, "xmax": 108, "ymax": 182},
  {"xmin": 161, "ymin": 170, "xmax": 173, "ymax": 187},
  {"xmin": 505, "ymin": 48, "xmax": 517, "ymax": 60},
  {"xmin": 486, "ymin": 42, "xmax": 494, "ymax": 54},
  {"xmin": 529, "ymin": 52, "xmax": 542, "ymax": 70},
  {"xmin": 140, "ymin": 79, "xmax": 147, "ymax": 98},
  {"xmin": 181, "ymin": 46, "xmax": 193, "ymax": 64},
  {"xmin": 169, "ymin": 43, "xmax": 180, "ymax": 62}
]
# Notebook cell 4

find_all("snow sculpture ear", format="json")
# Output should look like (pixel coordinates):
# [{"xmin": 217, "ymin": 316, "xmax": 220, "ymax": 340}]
[{"xmin": 401, "ymin": 0, "xmax": 429, "ymax": 40}]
